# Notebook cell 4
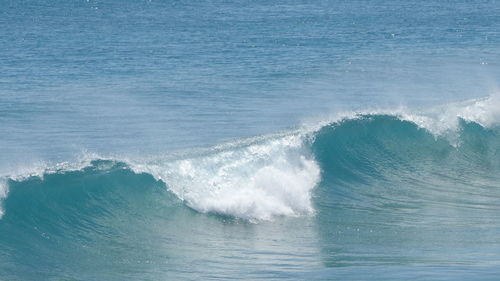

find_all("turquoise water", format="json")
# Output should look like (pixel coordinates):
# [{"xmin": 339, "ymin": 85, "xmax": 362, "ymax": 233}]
[{"xmin": 1, "ymin": 0, "xmax": 500, "ymax": 280}]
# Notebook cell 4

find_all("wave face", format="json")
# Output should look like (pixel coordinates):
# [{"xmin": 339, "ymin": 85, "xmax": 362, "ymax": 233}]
[
  {"xmin": 311, "ymin": 114, "xmax": 500, "ymax": 270},
  {"xmin": 2, "ymin": 99, "xmax": 500, "ymax": 279},
  {"xmin": 312, "ymin": 114, "xmax": 500, "ymax": 216},
  {"xmin": 313, "ymin": 114, "xmax": 500, "ymax": 190}
]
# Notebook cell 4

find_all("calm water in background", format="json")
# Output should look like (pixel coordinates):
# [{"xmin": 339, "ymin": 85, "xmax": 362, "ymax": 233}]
[
  {"xmin": 1, "ymin": 0, "xmax": 500, "ymax": 280},
  {"xmin": 2, "ymin": 0, "xmax": 499, "ymax": 165}
]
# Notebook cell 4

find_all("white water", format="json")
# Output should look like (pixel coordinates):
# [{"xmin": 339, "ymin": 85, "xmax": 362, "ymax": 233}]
[
  {"xmin": 399, "ymin": 94, "xmax": 500, "ymax": 145},
  {"xmin": 0, "ymin": 178, "xmax": 8, "ymax": 218},
  {"xmin": 129, "ymin": 133, "xmax": 321, "ymax": 221},
  {"xmin": 302, "ymin": 94, "xmax": 500, "ymax": 145}
]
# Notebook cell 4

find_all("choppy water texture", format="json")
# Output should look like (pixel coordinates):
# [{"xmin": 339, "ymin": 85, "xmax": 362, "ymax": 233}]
[{"xmin": 1, "ymin": 0, "xmax": 500, "ymax": 280}]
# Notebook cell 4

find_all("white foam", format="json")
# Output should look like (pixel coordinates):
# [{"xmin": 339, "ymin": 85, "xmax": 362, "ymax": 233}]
[
  {"xmin": 0, "ymin": 178, "xmax": 8, "ymax": 218},
  {"xmin": 301, "ymin": 94, "xmax": 500, "ymax": 145},
  {"xmin": 129, "ymin": 133, "xmax": 321, "ymax": 221},
  {"xmin": 397, "ymin": 95, "xmax": 500, "ymax": 145}
]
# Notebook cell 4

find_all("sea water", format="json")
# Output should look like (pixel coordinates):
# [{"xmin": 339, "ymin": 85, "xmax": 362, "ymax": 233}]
[{"xmin": 1, "ymin": 0, "xmax": 500, "ymax": 280}]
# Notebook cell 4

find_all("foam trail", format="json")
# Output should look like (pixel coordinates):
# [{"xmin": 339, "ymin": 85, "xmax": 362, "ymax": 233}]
[{"xmin": 130, "ymin": 133, "xmax": 321, "ymax": 221}]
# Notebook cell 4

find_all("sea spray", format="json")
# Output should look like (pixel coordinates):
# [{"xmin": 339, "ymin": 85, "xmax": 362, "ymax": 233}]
[
  {"xmin": 0, "ymin": 178, "xmax": 8, "ymax": 218},
  {"xmin": 129, "ymin": 134, "xmax": 321, "ymax": 221}
]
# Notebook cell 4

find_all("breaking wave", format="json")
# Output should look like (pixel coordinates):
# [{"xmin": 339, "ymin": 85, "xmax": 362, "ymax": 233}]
[{"xmin": 1, "ymin": 96, "xmax": 499, "ymax": 223}]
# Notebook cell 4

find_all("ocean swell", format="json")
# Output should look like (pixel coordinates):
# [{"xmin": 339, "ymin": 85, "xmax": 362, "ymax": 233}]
[{"xmin": 0, "ymin": 96, "xmax": 499, "ymax": 222}]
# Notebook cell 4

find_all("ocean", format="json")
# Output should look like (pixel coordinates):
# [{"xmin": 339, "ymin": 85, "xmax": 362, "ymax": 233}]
[{"xmin": 1, "ymin": 0, "xmax": 500, "ymax": 280}]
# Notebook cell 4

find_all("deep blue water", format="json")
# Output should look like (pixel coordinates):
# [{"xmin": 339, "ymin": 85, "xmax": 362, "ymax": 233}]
[{"xmin": 1, "ymin": 0, "xmax": 500, "ymax": 280}]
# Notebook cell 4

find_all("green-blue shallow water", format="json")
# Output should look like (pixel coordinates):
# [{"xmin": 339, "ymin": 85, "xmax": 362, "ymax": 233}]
[{"xmin": 1, "ymin": 0, "xmax": 500, "ymax": 280}]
